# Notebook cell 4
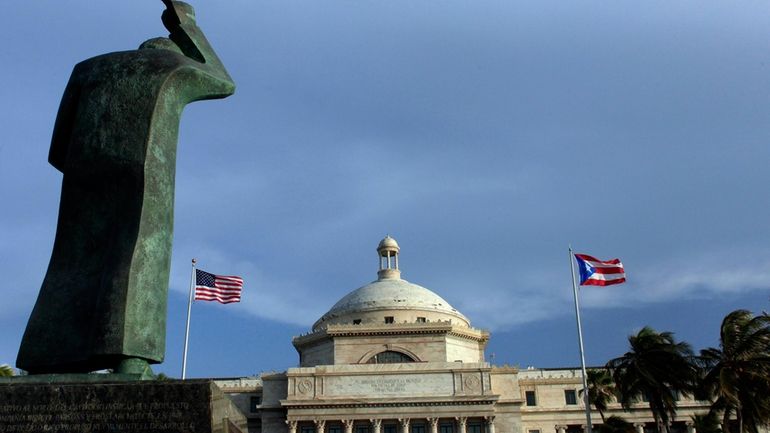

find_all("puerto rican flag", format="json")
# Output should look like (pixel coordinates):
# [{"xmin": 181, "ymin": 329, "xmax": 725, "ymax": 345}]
[{"xmin": 574, "ymin": 254, "xmax": 626, "ymax": 286}]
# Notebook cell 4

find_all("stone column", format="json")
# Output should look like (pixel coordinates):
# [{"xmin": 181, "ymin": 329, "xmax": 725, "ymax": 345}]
[
  {"xmin": 634, "ymin": 423, "xmax": 645, "ymax": 433},
  {"xmin": 485, "ymin": 416, "xmax": 496, "ymax": 433},
  {"xmin": 316, "ymin": 420, "xmax": 327, "ymax": 433},
  {"xmin": 287, "ymin": 421, "xmax": 298, "ymax": 433},
  {"xmin": 399, "ymin": 418, "xmax": 411, "ymax": 433},
  {"xmin": 686, "ymin": 421, "xmax": 696, "ymax": 433},
  {"xmin": 372, "ymin": 419, "xmax": 383, "ymax": 433},
  {"xmin": 456, "ymin": 417, "xmax": 468, "ymax": 433},
  {"xmin": 556, "ymin": 425, "xmax": 567, "ymax": 433},
  {"xmin": 344, "ymin": 420, "xmax": 355, "ymax": 433}
]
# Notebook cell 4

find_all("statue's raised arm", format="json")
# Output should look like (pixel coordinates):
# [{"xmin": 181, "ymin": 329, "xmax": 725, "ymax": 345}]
[{"xmin": 161, "ymin": 0, "xmax": 234, "ymax": 91}]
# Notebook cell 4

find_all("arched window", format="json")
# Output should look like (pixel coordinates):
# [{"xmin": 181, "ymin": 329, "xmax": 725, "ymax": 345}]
[{"xmin": 365, "ymin": 350, "xmax": 416, "ymax": 364}]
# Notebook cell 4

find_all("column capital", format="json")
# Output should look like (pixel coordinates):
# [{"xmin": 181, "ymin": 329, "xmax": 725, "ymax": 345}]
[
  {"xmin": 371, "ymin": 418, "xmax": 383, "ymax": 433},
  {"xmin": 343, "ymin": 419, "xmax": 355, "ymax": 433},
  {"xmin": 429, "ymin": 417, "xmax": 440, "ymax": 433},
  {"xmin": 457, "ymin": 417, "xmax": 468, "ymax": 433},
  {"xmin": 485, "ymin": 417, "xmax": 496, "ymax": 433},
  {"xmin": 399, "ymin": 418, "xmax": 411, "ymax": 433},
  {"xmin": 315, "ymin": 419, "xmax": 327, "ymax": 432}
]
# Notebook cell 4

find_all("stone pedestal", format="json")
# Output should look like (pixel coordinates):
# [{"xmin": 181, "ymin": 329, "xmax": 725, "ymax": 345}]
[{"xmin": 0, "ymin": 379, "xmax": 247, "ymax": 433}]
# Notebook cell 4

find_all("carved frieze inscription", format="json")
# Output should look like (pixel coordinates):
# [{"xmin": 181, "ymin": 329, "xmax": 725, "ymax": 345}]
[{"xmin": 324, "ymin": 373, "xmax": 453, "ymax": 397}]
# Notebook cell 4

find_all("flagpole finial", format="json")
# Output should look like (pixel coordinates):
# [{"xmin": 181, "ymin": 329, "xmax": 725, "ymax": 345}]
[{"xmin": 191, "ymin": 258, "xmax": 197, "ymax": 265}]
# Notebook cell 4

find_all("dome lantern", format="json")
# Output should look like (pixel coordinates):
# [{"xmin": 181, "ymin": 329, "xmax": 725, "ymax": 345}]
[{"xmin": 377, "ymin": 235, "xmax": 400, "ymax": 280}]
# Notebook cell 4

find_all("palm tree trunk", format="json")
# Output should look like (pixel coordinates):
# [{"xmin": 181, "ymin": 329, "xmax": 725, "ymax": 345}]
[
  {"xmin": 722, "ymin": 410, "xmax": 731, "ymax": 433},
  {"xmin": 652, "ymin": 411, "xmax": 662, "ymax": 433}
]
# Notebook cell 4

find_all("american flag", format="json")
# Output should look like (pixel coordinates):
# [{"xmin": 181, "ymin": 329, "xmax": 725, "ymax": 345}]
[
  {"xmin": 195, "ymin": 269, "xmax": 243, "ymax": 304},
  {"xmin": 574, "ymin": 254, "xmax": 626, "ymax": 286}
]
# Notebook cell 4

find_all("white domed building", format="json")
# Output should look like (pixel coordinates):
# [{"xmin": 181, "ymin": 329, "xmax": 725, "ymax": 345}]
[
  {"xmin": 217, "ymin": 237, "xmax": 713, "ymax": 433},
  {"xmin": 278, "ymin": 236, "xmax": 505, "ymax": 433},
  {"xmin": 299, "ymin": 236, "xmax": 486, "ymax": 367}
]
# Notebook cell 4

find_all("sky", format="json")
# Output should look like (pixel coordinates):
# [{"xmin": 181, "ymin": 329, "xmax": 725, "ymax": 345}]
[{"xmin": 1, "ymin": 1, "xmax": 769, "ymax": 378}]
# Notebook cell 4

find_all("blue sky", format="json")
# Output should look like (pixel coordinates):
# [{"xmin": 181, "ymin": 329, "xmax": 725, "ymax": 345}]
[{"xmin": 1, "ymin": 1, "xmax": 769, "ymax": 378}]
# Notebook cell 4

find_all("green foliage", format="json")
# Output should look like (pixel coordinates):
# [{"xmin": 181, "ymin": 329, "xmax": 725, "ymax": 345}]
[
  {"xmin": 604, "ymin": 310, "xmax": 770, "ymax": 433},
  {"xmin": 596, "ymin": 416, "xmax": 636, "ymax": 433},
  {"xmin": 699, "ymin": 310, "xmax": 770, "ymax": 433},
  {"xmin": 607, "ymin": 326, "xmax": 698, "ymax": 433},
  {"xmin": 580, "ymin": 368, "xmax": 616, "ymax": 422},
  {"xmin": 0, "ymin": 364, "xmax": 15, "ymax": 377},
  {"xmin": 692, "ymin": 412, "xmax": 721, "ymax": 433}
]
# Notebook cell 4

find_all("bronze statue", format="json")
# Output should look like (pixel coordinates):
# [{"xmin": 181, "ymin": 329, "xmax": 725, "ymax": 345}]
[{"xmin": 17, "ymin": 0, "xmax": 235, "ymax": 377}]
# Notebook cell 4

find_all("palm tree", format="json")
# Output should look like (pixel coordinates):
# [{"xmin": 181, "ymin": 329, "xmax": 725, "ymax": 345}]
[
  {"xmin": 691, "ymin": 413, "xmax": 721, "ymax": 433},
  {"xmin": 0, "ymin": 364, "xmax": 15, "ymax": 377},
  {"xmin": 580, "ymin": 368, "xmax": 616, "ymax": 422},
  {"xmin": 699, "ymin": 310, "xmax": 770, "ymax": 433},
  {"xmin": 607, "ymin": 326, "xmax": 698, "ymax": 433}
]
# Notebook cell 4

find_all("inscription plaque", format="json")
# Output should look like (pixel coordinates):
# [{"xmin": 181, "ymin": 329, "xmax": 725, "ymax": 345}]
[
  {"xmin": 0, "ymin": 402, "xmax": 193, "ymax": 432},
  {"xmin": 324, "ymin": 373, "xmax": 453, "ymax": 397},
  {"xmin": 0, "ymin": 380, "xmax": 246, "ymax": 433}
]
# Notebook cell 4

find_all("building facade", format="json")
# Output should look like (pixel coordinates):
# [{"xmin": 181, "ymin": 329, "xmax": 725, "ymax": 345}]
[{"xmin": 216, "ymin": 237, "xmax": 716, "ymax": 433}]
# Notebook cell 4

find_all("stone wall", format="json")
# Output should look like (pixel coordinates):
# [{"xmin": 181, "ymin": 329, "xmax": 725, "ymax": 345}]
[
  {"xmin": 445, "ymin": 334, "xmax": 485, "ymax": 363},
  {"xmin": 333, "ymin": 333, "xmax": 449, "ymax": 364},
  {"xmin": 299, "ymin": 339, "xmax": 335, "ymax": 367}
]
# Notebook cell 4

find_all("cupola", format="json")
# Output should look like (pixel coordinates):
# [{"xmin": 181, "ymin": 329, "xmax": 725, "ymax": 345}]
[{"xmin": 377, "ymin": 235, "xmax": 400, "ymax": 280}]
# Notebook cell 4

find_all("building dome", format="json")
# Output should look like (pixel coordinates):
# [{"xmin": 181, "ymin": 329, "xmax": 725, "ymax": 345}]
[
  {"xmin": 377, "ymin": 236, "xmax": 400, "ymax": 251},
  {"xmin": 312, "ymin": 237, "xmax": 470, "ymax": 330}
]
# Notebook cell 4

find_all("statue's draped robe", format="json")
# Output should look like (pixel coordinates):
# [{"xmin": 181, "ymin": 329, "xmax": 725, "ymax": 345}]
[{"xmin": 17, "ymin": 47, "xmax": 234, "ymax": 373}]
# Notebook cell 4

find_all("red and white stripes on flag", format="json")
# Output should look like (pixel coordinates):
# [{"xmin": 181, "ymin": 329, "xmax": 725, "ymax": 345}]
[
  {"xmin": 195, "ymin": 269, "xmax": 243, "ymax": 304},
  {"xmin": 574, "ymin": 254, "xmax": 626, "ymax": 286}
]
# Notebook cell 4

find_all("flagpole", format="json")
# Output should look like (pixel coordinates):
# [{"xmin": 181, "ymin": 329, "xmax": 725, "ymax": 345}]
[
  {"xmin": 570, "ymin": 246, "xmax": 593, "ymax": 433},
  {"xmin": 181, "ymin": 258, "xmax": 196, "ymax": 380}
]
